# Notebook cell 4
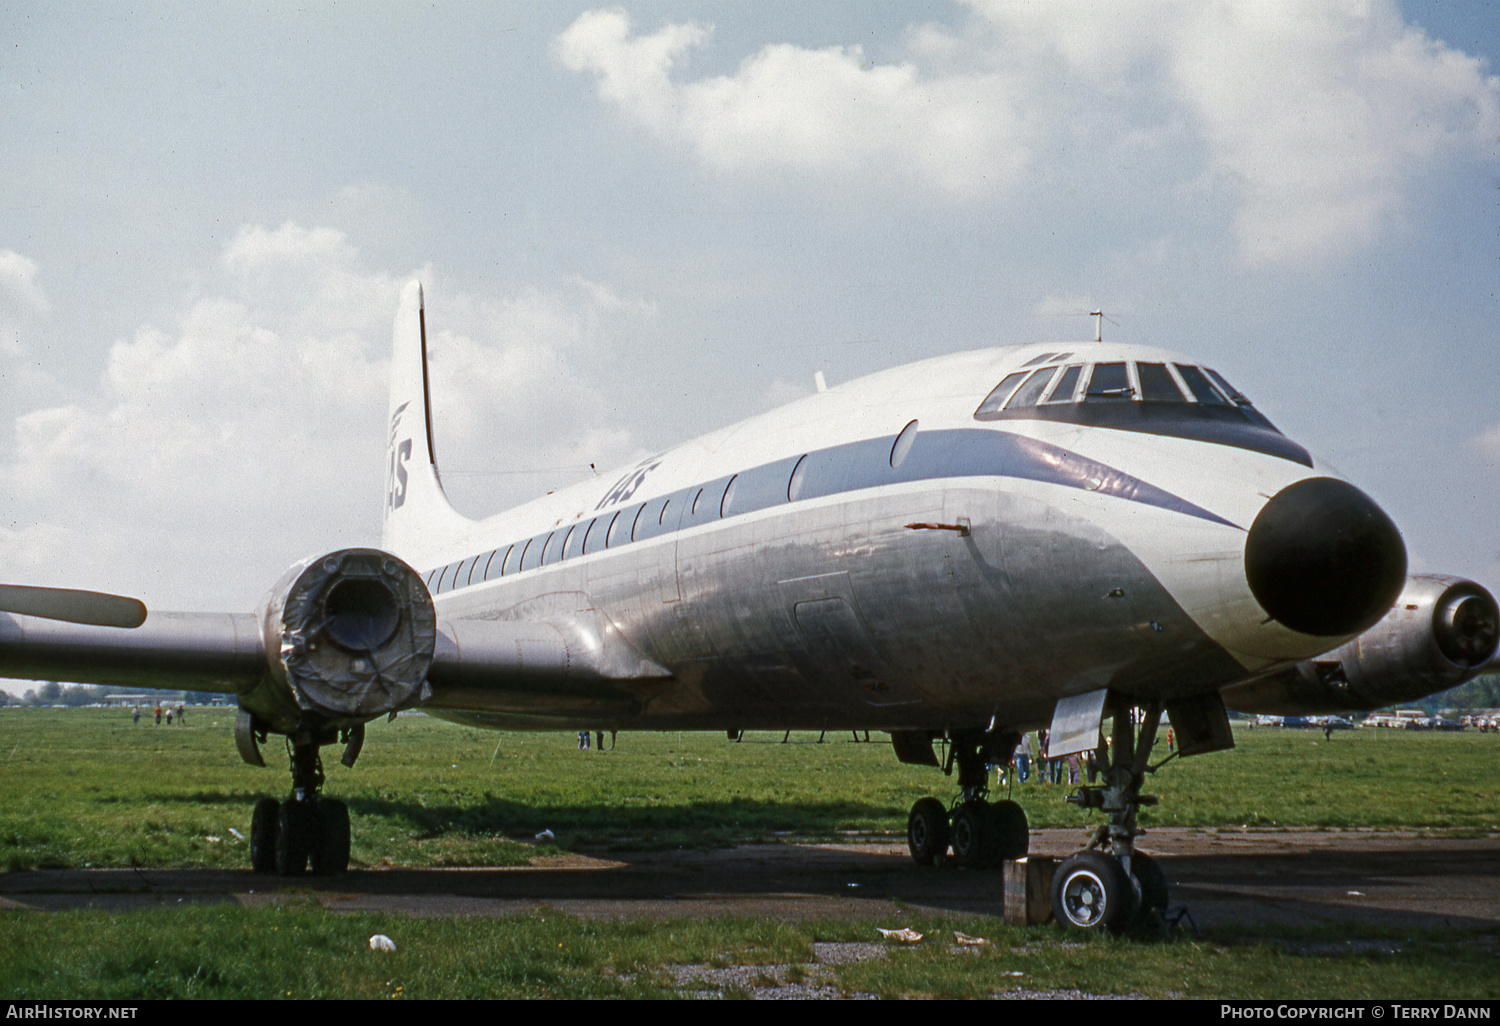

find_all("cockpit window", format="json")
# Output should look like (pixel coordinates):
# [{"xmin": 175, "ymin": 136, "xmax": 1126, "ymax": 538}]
[
  {"xmin": 1136, "ymin": 362, "xmax": 1186, "ymax": 402},
  {"xmin": 1005, "ymin": 366, "xmax": 1058, "ymax": 408},
  {"xmin": 1174, "ymin": 364, "xmax": 1230, "ymax": 405},
  {"xmin": 1204, "ymin": 368, "xmax": 1277, "ymax": 428},
  {"xmin": 1044, "ymin": 365, "xmax": 1082, "ymax": 403},
  {"xmin": 1084, "ymin": 362, "xmax": 1132, "ymax": 401},
  {"xmin": 975, "ymin": 371, "xmax": 1029, "ymax": 416},
  {"xmin": 1020, "ymin": 352, "xmax": 1058, "ymax": 367},
  {"xmin": 1204, "ymin": 369, "xmax": 1248, "ymax": 405}
]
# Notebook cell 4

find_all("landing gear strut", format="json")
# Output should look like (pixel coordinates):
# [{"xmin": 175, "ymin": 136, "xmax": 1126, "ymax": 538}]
[
  {"xmin": 249, "ymin": 724, "xmax": 360, "ymax": 876},
  {"xmin": 1051, "ymin": 701, "xmax": 1170, "ymax": 931},
  {"xmin": 906, "ymin": 729, "xmax": 1029, "ymax": 869}
]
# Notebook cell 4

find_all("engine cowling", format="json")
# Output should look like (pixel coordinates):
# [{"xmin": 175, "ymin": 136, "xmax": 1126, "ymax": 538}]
[
  {"xmin": 242, "ymin": 548, "xmax": 436, "ymax": 732},
  {"xmin": 1221, "ymin": 574, "xmax": 1499, "ymax": 715}
]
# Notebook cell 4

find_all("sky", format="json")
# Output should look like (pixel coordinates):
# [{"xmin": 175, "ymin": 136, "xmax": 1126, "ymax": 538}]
[{"xmin": 0, "ymin": 1, "xmax": 1496, "ymax": 695}]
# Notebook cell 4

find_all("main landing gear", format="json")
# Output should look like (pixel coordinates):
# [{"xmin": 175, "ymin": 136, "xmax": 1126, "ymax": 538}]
[
  {"xmin": 249, "ymin": 724, "xmax": 361, "ymax": 877},
  {"xmin": 906, "ymin": 729, "xmax": 1029, "ymax": 869},
  {"xmin": 1051, "ymin": 701, "xmax": 1170, "ymax": 932}
]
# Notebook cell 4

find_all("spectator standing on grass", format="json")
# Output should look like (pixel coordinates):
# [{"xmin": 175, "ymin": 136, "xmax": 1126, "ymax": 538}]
[
  {"xmin": 177, "ymin": 703, "xmax": 185, "ymax": 726},
  {"xmin": 154, "ymin": 704, "xmax": 162, "ymax": 726},
  {"xmin": 1017, "ymin": 731, "xmax": 1033, "ymax": 783},
  {"xmin": 165, "ymin": 708, "xmax": 173, "ymax": 726},
  {"xmin": 132, "ymin": 706, "xmax": 140, "ymax": 726}
]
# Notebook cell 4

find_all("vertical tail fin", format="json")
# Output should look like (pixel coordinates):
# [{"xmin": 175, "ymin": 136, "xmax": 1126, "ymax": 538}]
[{"xmin": 383, "ymin": 281, "xmax": 473, "ymax": 562}]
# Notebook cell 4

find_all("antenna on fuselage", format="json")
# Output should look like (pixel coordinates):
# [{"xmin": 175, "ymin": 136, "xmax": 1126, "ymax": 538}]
[{"xmin": 1091, "ymin": 311, "xmax": 1103, "ymax": 343}]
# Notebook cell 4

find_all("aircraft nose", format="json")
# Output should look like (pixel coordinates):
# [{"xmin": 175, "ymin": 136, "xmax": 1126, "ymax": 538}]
[{"xmin": 1244, "ymin": 477, "xmax": 1407, "ymax": 637}]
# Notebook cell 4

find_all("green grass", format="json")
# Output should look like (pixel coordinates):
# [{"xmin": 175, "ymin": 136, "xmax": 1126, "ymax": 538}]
[
  {"xmin": 1, "ymin": 708, "xmax": 1497, "ymax": 872},
  {"xmin": 0, "ymin": 903, "xmax": 1494, "ymax": 999},
  {"xmin": 2, "ymin": 708, "xmax": 1499, "ymax": 999}
]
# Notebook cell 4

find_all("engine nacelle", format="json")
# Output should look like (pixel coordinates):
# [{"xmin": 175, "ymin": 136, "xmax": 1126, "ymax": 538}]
[
  {"xmin": 1221, "ymin": 574, "xmax": 1499, "ymax": 715},
  {"xmin": 241, "ymin": 548, "xmax": 436, "ymax": 733}
]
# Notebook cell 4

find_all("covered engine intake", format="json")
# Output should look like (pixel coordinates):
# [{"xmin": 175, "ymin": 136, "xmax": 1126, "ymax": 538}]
[
  {"xmin": 247, "ymin": 548, "xmax": 437, "ymax": 730},
  {"xmin": 1222, "ymin": 574, "xmax": 1500, "ymax": 715}
]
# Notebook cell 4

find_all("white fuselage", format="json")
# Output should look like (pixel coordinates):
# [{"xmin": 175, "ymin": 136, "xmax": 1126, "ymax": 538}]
[{"xmin": 390, "ymin": 342, "xmax": 1369, "ymax": 734}]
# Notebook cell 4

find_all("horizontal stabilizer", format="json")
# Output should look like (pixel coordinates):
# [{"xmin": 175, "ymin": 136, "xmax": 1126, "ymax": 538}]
[{"xmin": 0, "ymin": 584, "xmax": 148, "ymax": 629}]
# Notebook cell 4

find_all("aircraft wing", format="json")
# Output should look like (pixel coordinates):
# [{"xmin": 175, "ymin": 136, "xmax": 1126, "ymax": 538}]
[{"xmin": 0, "ymin": 568, "xmax": 671, "ymax": 734}]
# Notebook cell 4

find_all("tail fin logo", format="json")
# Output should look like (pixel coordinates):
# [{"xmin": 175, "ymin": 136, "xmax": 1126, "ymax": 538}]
[{"xmin": 387, "ymin": 401, "xmax": 413, "ymax": 512}]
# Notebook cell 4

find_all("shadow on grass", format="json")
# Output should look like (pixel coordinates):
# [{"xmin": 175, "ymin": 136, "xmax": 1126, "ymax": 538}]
[{"xmin": 339, "ymin": 794, "xmax": 905, "ymax": 849}]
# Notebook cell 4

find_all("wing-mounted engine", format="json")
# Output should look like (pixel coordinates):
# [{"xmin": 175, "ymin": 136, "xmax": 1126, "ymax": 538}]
[
  {"xmin": 238, "ymin": 548, "xmax": 437, "ymax": 734},
  {"xmin": 1222, "ymin": 574, "xmax": 1499, "ymax": 715}
]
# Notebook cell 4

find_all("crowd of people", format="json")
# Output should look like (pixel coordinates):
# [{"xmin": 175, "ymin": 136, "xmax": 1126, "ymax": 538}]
[
  {"xmin": 132, "ymin": 703, "xmax": 187, "ymax": 726},
  {"xmin": 1000, "ymin": 726, "xmax": 1175, "ymax": 787}
]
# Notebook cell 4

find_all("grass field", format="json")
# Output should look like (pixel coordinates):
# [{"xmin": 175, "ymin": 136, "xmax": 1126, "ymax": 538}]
[
  {"xmin": 1, "ymin": 706, "xmax": 1497, "ymax": 998},
  {"xmin": 1, "ymin": 707, "xmax": 1496, "ymax": 871}
]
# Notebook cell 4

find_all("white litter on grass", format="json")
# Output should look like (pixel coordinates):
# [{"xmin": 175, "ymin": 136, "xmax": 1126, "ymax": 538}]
[
  {"xmin": 1348, "ymin": 891, "xmax": 1364, "ymax": 896},
  {"xmin": 205, "ymin": 836, "xmax": 220, "ymax": 843},
  {"xmin": 370, "ymin": 935, "xmax": 397, "ymax": 952},
  {"xmin": 535, "ymin": 829, "xmax": 555, "ymax": 841},
  {"xmin": 953, "ymin": 932, "xmax": 991, "ymax": 947},
  {"xmin": 227, "ymin": 828, "xmax": 245, "ymax": 841},
  {"xmin": 877, "ymin": 927, "xmax": 923, "ymax": 943}
]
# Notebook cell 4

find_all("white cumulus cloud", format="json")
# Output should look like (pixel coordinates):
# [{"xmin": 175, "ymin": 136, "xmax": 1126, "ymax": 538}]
[
  {"xmin": 0, "ymin": 250, "xmax": 48, "ymax": 315},
  {"xmin": 0, "ymin": 225, "xmax": 652, "ymax": 610},
  {"xmin": 558, "ymin": 1, "xmax": 1499, "ymax": 263},
  {"xmin": 555, "ymin": 8, "xmax": 1032, "ymax": 198}
]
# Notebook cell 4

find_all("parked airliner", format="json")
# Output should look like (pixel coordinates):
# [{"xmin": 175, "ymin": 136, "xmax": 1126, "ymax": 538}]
[{"xmin": 1, "ymin": 281, "xmax": 1494, "ymax": 931}]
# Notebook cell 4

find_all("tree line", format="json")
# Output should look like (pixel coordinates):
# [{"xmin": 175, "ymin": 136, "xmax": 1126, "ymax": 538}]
[{"xmin": 0, "ymin": 683, "xmax": 226, "ymax": 707}]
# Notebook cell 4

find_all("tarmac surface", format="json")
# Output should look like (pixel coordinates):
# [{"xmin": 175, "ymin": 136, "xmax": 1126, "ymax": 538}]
[{"xmin": 3, "ymin": 828, "xmax": 1498, "ymax": 932}]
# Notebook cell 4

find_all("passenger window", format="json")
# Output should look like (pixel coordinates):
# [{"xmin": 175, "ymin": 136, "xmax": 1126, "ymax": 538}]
[
  {"xmin": 720, "ymin": 475, "xmax": 738, "ymax": 517},
  {"xmin": 562, "ymin": 522, "xmax": 587, "ymax": 560},
  {"xmin": 1084, "ymin": 362, "xmax": 1132, "ymax": 401},
  {"xmin": 1174, "ymin": 365, "xmax": 1230, "ymax": 405},
  {"xmin": 788, "ymin": 454, "xmax": 809, "ymax": 501},
  {"xmin": 485, "ymin": 547, "xmax": 508, "ymax": 581},
  {"xmin": 502, "ymin": 541, "xmax": 523, "ymax": 576},
  {"xmin": 633, "ymin": 496, "xmax": 673, "ymax": 542},
  {"xmin": 519, "ymin": 535, "xmax": 546, "ymax": 572},
  {"xmin": 975, "ymin": 372, "xmax": 1029, "ymax": 416},
  {"xmin": 542, "ymin": 530, "xmax": 566, "ymax": 565},
  {"xmin": 1136, "ymin": 362, "xmax": 1186, "ymax": 402},
  {"xmin": 609, "ymin": 504, "xmax": 642, "ymax": 547},
  {"xmin": 691, "ymin": 488, "xmax": 706, "ymax": 515},
  {"xmin": 1044, "ymin": 366, "xmax": 1082, "ymax": 403},
  {"xmin": 457, "ymin": 555, "xmax": 478, "ymax": 588},
  {"xmin": 1004, "ymin": 367, "xmax": 1058, "ymax": 409},
  {"xmin": 585, "ymin": 513, "xmax": 612, "ymax": 554},
  {"xmin": 889, "ymin": 420, "xmax": 919, "ymax": 467}
]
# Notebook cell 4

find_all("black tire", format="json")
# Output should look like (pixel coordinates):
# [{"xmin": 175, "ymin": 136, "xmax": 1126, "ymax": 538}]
[
  {"xmin": 950, "ymin": 802, "xmax": 996, "ymax": 870},
  {"xmin": 311, "ymin": 799, "xmax": 350, "ymax": 876},
  {"xmin": 1128, "ymin": 851, "xmax": 1169, "ymax": 922},
  {"xmin": 907, "ymin": 797, "xmax": 950, "ymax": 865},
  {"xmin": 250, "ymin": 798, "xmax": 280, "ymax": 875},
  {"xmin": 275, "ymin": 799, "xmax": 317, "ymax": 877},
  {"xmin": 988, "ymin": 799, "xmax": 1029, "ymax": 861},
  {"xmin": 1051, "ymin": 851, "xmax": 1135, "ymax": 932}
]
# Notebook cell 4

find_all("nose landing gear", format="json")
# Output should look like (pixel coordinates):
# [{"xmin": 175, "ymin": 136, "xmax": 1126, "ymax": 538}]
[{"xmin": 1051, "ymin": 701, "xmax": 1170, "ymax": 932}]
